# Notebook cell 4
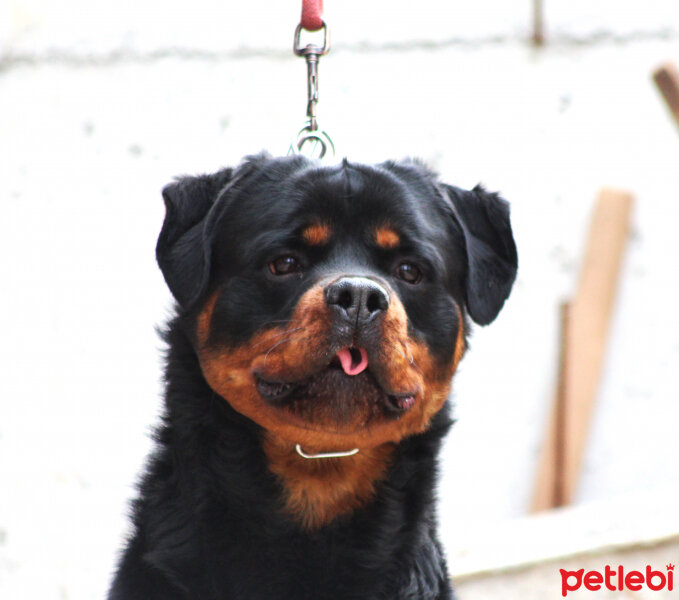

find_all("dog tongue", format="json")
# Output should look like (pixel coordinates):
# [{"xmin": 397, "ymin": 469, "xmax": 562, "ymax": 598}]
[{"xmin": 336, "ymin": 347, "xmax": 369, "ymax": 376}]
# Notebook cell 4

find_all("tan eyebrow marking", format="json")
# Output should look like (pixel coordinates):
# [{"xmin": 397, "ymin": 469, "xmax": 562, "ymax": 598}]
[
  {"xmin": 375, "ymin": 226, "xmax": 400, "ymax": 249},
  {"xmin": 301, "ymin": 222, "xmax": 332, "ymax": 246}
]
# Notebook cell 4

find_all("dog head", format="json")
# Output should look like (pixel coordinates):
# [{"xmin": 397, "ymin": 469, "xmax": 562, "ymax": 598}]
[{"xmin": 157, "ymin": 154, "xmax": 517, "ymax": 453}]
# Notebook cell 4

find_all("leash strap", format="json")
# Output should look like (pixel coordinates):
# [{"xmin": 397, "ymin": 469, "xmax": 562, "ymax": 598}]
[{"xmin": 300, "ymin": 0, "xmax": 324, "ymax": 32}]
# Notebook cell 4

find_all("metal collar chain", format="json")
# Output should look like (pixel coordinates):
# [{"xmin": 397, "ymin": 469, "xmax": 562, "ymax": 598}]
[
  {"xmin": 289, "ymin": 22, "xmax": 335, "ymax": 160},
  {"xmin": 295, "ymin": 444, "xmax": 359, "ymax": 460}
]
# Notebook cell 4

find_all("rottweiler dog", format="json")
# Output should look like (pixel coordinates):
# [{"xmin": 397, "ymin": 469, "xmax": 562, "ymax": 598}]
[{"xmin": 108, "ymin": 154, "xmax": 517, "ymax": 599}]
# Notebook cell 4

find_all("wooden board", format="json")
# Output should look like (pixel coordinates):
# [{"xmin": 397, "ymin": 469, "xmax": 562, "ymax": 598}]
[
  {"xmin": 533, "ymin": 189, "xmax": 634, "ymax": 511},
  {"xmin": 653, "ymin": 63, "xmax": 679, "ymax": 131},
  {"xmin": 532, "ymin": 302, "xmax": 568, "ymax": 512}
]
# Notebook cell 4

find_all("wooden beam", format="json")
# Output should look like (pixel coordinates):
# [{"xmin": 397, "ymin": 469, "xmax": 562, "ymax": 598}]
[
  {"xmin": 532, "ymin": 0, "xmax": 545, "ymax": 46},
  {"xmin": 653, "ymin": 63, "xmax": 679, "ymax": 131},
  {"xmin": 532, "ymin": 301, "xmax": 569, "ymax": 512},
  {"xmin": 553, "ymin": 301, "xmax": 570, "ymax": 507},
  {"xmin": 533, "ymin": 189, "xmax": 634, "ymax": 511},
  {"xmin": 532, "ymin": 391, "xmax": 558, "ymax": 512}
]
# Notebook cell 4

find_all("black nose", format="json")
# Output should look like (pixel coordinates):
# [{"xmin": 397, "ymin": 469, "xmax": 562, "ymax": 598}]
[{"xmin": 324, "ymin": 276, "xmax": 390, "ymax": 326}]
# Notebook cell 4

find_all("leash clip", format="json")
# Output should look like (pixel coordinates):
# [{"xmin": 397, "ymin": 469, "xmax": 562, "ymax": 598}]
[{"xmin": 290, "ymin": 22, "xmax": 335, "ymax": 159}]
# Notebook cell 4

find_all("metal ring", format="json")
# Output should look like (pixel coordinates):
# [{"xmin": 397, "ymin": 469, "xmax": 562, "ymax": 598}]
[
  {"xmin": 295, "ymin": 444, "xmax": 359, "ymax": 460},
  {"xmin": 291, "ymin": 126, "xmax": 335, "ymax": 159},
  {"xmin": 293, "ymin": 22, "xmax": 330, "ymax": 56}
]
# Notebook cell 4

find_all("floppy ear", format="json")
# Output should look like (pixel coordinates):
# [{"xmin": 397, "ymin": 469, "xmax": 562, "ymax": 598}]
[
  {"xmin": 156, "ymin": 168, "xmax": 233, "ymax": 309},
  {"xmin": 443, "ymin": 184, "xmax": 518, "ymax": 325}
]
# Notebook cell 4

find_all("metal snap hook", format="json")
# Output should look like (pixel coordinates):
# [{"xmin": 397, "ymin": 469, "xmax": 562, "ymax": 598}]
[{"xmin": 291, "ymin": 123, "xmax": 335, "ymax": 159}]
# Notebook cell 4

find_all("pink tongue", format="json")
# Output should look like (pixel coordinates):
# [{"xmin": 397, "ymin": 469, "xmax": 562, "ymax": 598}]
[{"xmin": 336, "ymin": 347, "xmax": 369, "ymax": 376}]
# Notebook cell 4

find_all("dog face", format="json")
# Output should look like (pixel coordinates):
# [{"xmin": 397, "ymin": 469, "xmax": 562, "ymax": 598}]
[{"xmin": 157, "ymin": 154, "xmax": 517, "ymax": 453}]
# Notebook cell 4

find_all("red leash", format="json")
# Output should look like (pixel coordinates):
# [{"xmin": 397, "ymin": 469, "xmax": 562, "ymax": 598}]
[{"xmin": 300, "ymin": 0, "xmax": 324, "ymax": 32}]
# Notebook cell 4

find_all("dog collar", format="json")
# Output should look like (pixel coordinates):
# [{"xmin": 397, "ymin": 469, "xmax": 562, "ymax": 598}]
[{"xmin": 295, "ymin": 444, "xmax": 359, "ymax": 460}]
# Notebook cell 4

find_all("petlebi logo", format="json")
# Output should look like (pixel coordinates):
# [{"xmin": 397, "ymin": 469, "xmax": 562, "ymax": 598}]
[{"xmin": 560, "ymin": 563, "xmax": 674, "ymax": 596}]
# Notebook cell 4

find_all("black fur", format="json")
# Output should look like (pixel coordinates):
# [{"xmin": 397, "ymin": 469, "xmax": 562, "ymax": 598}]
[{"xmin": 109, "ymin": 154, "xmax": 517, "ymax": 599}]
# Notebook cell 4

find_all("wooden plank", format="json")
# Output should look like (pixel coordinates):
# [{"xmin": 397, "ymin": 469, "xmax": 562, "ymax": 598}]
[
  {"xmin": 532, "ymin": 0, "xmax": 545, "ymax": 46},
  {"xmin": 562, "ymin": 189, "xmax": 633, "ymax": 504},
  {"xmin": 532, "ymin": 394, "xmax": 558, "ymax": 512},
  {"xmin": 653, "ymin": 63, "xmax": 679, "ymax": 131},
  {"xmin": 553, "ymin": 301, "xmax": 570, "ymax": 507},
  {"xmin": 533, "ymin": 190, "xmax": 633, "ymax": 511},
  {"xmin": 532, "ymin": 301, "xmax": 570, "ymax": 512}
]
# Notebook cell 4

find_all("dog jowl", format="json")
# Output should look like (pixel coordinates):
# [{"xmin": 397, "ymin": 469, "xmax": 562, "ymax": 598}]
[{"xmin": 108, "ymin": 154, "xmax": 517, "ymax": 600}]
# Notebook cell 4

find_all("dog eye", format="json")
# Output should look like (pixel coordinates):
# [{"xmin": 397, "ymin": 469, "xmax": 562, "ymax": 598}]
[
  {"xmin": 396, "ymin": 262, "xmax": 421, "ymax": 284},
  {"xmin": 269, "ymin": 256, "xmax": 300, "ymax": 276}
]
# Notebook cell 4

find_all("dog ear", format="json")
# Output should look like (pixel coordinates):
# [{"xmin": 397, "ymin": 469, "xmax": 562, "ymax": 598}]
[
  {"xmin": 156, "ymin": 168, "xmax": 234, "ymax": 309},
  {"xmin": 443, "ymin": 184, "xmax": 518, "ymax": 325}
]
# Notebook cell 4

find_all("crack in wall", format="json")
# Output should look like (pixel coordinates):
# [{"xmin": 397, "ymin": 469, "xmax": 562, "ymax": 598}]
[{"xmin": 1, "ymin": 29, "xmax": 678, "ymax": 72}]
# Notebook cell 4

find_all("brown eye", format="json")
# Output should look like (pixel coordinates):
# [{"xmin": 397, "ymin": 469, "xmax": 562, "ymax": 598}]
[
  {"xmin": 269, "ymin": 256, "xmax": 300, "ymax": 275},
  {"xmin": 396, "ymin": 262, "xmax": 421, "ymax": 284}
]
